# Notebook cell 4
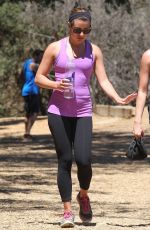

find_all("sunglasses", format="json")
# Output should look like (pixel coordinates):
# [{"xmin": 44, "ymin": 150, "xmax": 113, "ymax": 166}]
[{"xmin": 72, "ymin": 27, "xmax": 91, "ymax": 34}]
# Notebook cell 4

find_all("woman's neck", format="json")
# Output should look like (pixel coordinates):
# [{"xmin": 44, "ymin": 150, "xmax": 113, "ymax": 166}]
[
  {"xmin": 68, "ymin": 37, "xmax": 86, "ymax": 58},
  {"xmin": 69, "ymin": 35, "xmax": 86, "ymax": 45}
]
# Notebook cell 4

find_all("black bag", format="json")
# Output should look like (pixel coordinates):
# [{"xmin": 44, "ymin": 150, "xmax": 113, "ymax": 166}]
[{"xmin": 126, "ymin": 138, "xmax": 147, "ymax": 160}]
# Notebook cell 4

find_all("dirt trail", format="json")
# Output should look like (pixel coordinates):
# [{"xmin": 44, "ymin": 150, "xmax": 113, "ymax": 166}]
[{"xmin": 0, "ymin": 108, "xmax": 150, "ymax": 230}]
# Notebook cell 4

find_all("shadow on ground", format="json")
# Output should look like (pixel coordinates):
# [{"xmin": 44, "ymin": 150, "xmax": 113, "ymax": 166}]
[
  {"xmin": 0, "ymin": 131, "xmax": 150, "ymax": 214},
  {"xmin": 1, "ymin": 131, "xmax": 149, "ymax": 166}
]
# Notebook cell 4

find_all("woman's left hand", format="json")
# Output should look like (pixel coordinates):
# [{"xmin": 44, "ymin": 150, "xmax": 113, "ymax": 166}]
[
  {"xmin": 116, "ymin": 92, "xmax": 137, "ymax": 105},
  {"xmin": 133, "ymin": 121, "xmax": 144, "ymax": 139}
]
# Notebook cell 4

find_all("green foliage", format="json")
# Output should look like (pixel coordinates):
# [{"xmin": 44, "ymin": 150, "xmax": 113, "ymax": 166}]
[
  {"xmin": 104, "ymin": 0, "xmax": 132, "ymax": 14},
  {"xmin": 0, "ymin": 0, "xmax": 64, "ymax": 9},
  {"xmin": 0, "ymin": 3, "xmax": 23, "ymax": 34},
  {"xmin": 0, "ymin": 2, "xmax": 27, "ymax": 116},
  {"xmin": 0, "ymin": 1, "xmax": 66, "ymax": 117}
]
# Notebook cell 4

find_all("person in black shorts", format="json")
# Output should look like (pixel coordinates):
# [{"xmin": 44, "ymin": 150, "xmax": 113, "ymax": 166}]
[{"xmin": 21, "ymin": 49, "xmax": 43, "ymax": 140}]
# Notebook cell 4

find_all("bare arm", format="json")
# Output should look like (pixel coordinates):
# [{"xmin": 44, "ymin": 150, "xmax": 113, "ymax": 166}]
[
  {"xmin": 35, "ymin": 42, "xmax": 59, "ymax": 89},
  {"xmin": 133, "ymin": 50, "xmax": 150, "ymax": 138},
  {"xmin": 35, "ymin": 41, "xmax": 70, "ymax": 91},
  {"xmin": 93, "ymin": 44, "xmax": 137, "ymax": 105}
]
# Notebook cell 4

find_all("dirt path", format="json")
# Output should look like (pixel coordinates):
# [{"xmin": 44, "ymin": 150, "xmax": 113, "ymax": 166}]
[{"xmin": 0, "ymin": 108, "xmax": 150, "ymax": 230}]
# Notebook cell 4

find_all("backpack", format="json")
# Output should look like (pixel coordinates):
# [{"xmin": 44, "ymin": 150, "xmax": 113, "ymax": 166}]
[{"xmin": 18, "ymin": 61, "xmax": 27, "ymax": 88}]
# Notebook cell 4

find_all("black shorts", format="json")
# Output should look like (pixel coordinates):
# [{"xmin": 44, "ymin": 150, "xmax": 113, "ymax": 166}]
[{"xmin": 23, "ymin": 95, "xmax": 40, "ymax": 116}]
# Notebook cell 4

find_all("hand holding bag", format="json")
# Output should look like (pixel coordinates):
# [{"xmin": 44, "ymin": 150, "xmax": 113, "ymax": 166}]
[{"xmin": 126, "ymin": 138, "xmax": 147, "ymax": 160}]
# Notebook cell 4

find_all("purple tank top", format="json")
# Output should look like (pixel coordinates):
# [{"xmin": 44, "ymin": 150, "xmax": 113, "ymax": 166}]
[{"xmin": 48, "ymin": 37, "xmax": 94, "ymax": 117}]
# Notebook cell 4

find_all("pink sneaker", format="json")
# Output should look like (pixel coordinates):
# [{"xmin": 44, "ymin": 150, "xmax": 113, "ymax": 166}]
[
  {"xmin": 77, "ymin": 193, "xmax": 92, "ymax": 222},
  {"xmin": 60, "ymin": 210, "xmax": 75, "ymax": 228}
]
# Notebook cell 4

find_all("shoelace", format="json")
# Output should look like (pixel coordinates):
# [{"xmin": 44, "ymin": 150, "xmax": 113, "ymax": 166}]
[
  {"xmin": 80, "ymin": 196, "xmax": 90, "ymax": 213},
  {"xmin": 64, "ymin": 211, "xmax": 73, "ymax": 219}
]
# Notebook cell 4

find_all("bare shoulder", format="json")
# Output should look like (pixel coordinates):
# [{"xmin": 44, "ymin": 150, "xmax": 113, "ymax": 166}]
[
  {"xmin": 91, "ymin": 43, "xmax": 103, "ymax": 58},
  {"xmin": 141, "ymin": 49, "xmax": 150, "ymax": 65},
  {"xmin": 44, "ymin": 40, "xmax": 61, "ymax": 58}
]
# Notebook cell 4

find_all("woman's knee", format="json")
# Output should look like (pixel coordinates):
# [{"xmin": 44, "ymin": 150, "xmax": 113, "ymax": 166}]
[
  {"xmin": 76, "ymin": 158, "xmax": 91, "ymax": 168},
  {"xmin": 58, "ymin": 158, "xmax": 73, "ymax": 171}
]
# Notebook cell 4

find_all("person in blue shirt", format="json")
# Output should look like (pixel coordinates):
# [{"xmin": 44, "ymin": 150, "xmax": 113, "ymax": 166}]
[{"xmin": 21, "ymin": 49, "xmax": 43, "ymax": 140}]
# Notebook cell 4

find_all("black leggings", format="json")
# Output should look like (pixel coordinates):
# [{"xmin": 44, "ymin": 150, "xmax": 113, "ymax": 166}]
[{"xmin": 48, "ymin": 113, "xmax": 92, "ymax": 202}]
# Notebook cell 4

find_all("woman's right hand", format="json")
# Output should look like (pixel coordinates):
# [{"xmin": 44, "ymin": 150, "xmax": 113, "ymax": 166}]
[
  {"xmin": 133, "ymin": 121, "xmax": 144, "ymax": 139},
  {"xmin": 56, "ymin": 79, "xmax": 72, "ymax": 91}
]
